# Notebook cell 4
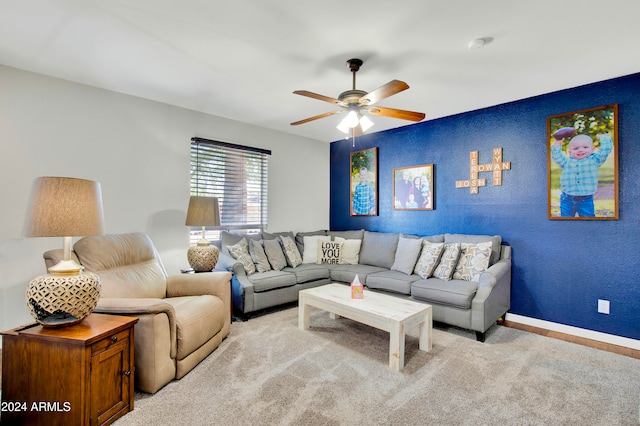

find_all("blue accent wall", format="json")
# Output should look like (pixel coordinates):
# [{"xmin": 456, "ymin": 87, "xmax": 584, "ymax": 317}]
[{"xmin": 330, "ymin": 72, "xmax": 640, "ymax": 340}]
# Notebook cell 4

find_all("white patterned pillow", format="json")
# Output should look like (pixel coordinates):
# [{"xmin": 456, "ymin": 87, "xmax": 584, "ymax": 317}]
[
  {"xmin": 334, "ymin": 237, "xmax": 362, "ymax": 265},
  {"xmin": 279, "ymin": 235, "xmax": 302, "ymax": 268},
  {"xmin": 249, "ymin": 239, "xmax": 271, "ymax": 273},
  {"xmin": 414, "ymin": 242, "xmax": 445, "ymax": 279},
  {"xmin": 228, "ymin": 238, "xmax": 256, "ymax": 275},
  {"xmin": 453, "ymin": 242, "xmax": 492, "ymax": 281},
  {"xmin": 432, "ymin": 243, "xmax": 461, "ymax": 281},
  {"xmin": 302, "ymin": 235, "xmax": 331, "ymax": 263},
  {"xmin": 317, "ymin": 240, "xmax": 343, "ymax": 265}
]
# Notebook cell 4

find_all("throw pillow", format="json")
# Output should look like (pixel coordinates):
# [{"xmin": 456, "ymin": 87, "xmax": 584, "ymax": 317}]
[
  {"xmin": 317, "ymin": 240, "xmax": 343, "ymax": 265},
  {"xmin": 228, "ymin": 238, "xmax": 256, "ymax": 275},
  {"xmin": 414, "ymin": 241, "xmax": 445, "ymax": 279},
  {"xmin": 279, "ymin": 235, "xmax": 302, "ymax": 268},
  {"xmin": 249, "ymin": 240, "xmax": 271, "ymax": 273},
  {"xmin": 452, "ymin": 242, "xmax": 492, "ymax": 281},
  {"xmin": 390, "ymin": 237, "xmax": 423, "ymax": 275},
  {"xmin": 263, "ymin": 238, "xmax": 287, "ymax": 271},
  {"xmin": 302, "ymin": 235, "xmax": 331, "ymax": 264},
  {"xmin": 334, "ymin": 237, "xmax": 362, "ymax": 265},
  {"xmin": 432, "ymin": 243, "xmax": 461, "ymax": 281}
]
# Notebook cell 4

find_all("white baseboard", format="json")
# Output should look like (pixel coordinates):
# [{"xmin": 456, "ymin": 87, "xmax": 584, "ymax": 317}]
[{"xmin": 505, "ymin": 313, "xmax": 640, "ymax": 350}]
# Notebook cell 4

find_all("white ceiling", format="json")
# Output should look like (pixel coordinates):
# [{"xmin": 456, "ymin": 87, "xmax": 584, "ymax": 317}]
[{"xmin": 2, "ymin": 0, "xmax": 639, "ymax": 142}]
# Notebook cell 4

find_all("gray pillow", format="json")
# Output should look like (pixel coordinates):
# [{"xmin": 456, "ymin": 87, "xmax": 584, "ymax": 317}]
[
  {"xmin": 263, "ymin": 239, "xmax": 287, "ymax": 271},
  {"xmin": 359, "ymin": 231, "xmax": 399, "ymax": 269},
  {"xmin": 249, "ymin": 240, "xmax": 271, "ymax": 273},
  {"xmin": 390, "ymin": 237, "xmax": 423, "ymax": 275},
  {"xmin": 328, "ymin": 229, "xmax": 365, "ymax": 240}
]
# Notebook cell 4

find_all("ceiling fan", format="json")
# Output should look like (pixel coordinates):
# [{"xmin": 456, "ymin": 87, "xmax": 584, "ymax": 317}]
[{"xmin": 291, "ymin": 58, "xmax": 425, "ymax": 137}]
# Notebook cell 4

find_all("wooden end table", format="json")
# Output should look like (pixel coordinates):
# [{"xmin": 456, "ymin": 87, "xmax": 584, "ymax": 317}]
[{"xmin": 1, "ymin": 313, "xmax": 138, "ymax": 425}]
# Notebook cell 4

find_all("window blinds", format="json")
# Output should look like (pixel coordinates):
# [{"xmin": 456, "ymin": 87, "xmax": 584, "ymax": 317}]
[{"xmin": 190, "ymin": 137, "xmax": 270, "ymax": 240}]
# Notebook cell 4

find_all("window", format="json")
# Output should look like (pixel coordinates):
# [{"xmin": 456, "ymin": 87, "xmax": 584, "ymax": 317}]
[{"xmin": 190, "ymin": 137, "xmax": 270, "ymax": 244}]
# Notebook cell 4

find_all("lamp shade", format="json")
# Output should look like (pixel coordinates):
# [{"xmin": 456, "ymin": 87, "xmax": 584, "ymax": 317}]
[
  {"xmin": 27, "ymin": 176, "xmax": 105, "ymax": 237},
  {"xmin": 185, "ymin": 196, "xmax": 220, "ymax": 227}
]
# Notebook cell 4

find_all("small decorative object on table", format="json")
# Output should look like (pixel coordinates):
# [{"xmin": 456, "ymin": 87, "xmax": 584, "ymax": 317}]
[
  {"xmin": 25, "ymin": 176, "xmax": 105, "ymax": 327},
  {"xmin": 351, "ymin": 274, "xmax": 364, "ymax": 299}
]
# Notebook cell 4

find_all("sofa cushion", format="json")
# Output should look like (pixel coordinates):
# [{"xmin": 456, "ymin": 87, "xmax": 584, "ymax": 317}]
[
  {"xmin": 452, "ymin": 242, "xmax": 492, "ymax": 282},
  {"xmin": 359, "ymin": 231, "xmax": 399, "ymax": 269},
  {"xmin": 390, "ymin": 237, "xmax": 423, "ymax": 275},
  {"xmin": 228, "ymin": 238, "xmax": 256, "ymax": 275},
  {"xmin": 295, "ymin": 230, "xmax": 327, "ymax": 255},
  {"xmin": 414, "ymin": 241, "xmax": 445, "ymax": 279},
  {"xmin": 317, "ymin": 240, "xmax": 343, "ymax": 265},
  {"xmin": 302, "ymin": 235, "xmax": 331, "ymax": 264},
  {"xmin": 334, "ymin": 237, "xmax": 362, "ymax": 265},
  {"xmin": 328, "ymin": 229, "xmax": 365, "ymax": 240},
  {"xmin": 365, "ymin": 270, "xmax": 421, "ymax": 295},
  {"xmin": 432, "ymin": 243, "xmax": 461, "ymax": 281},
  {"xmin": 73, "ymin": 233, "xmax": 167, "ymax": 299},
  {"xmin": 249, "ymin": 240, "xmax": 271, "ymax": 273},
  {"xmin": 262, "ymin": 230, "xmax": 295, "ymax": 242},
  {"xmin": 444, "ymin": 233, "xmax": 502, "ymax": 266},
  {"xmin": 285, "ymin": 263, "xmax": 331, "ymax": 284},
  {"xmin": 221, "ymin": 231, "xmax": 262, "ymax": 257},
  {"xmin": 280, "ymin": 235, "xmax": 302, "ymax": 268},
  {"xmin": 411, "ymin": 278, "xmax": 479, "ymax": 309},
  {"xmin": 263, "ymin": 239, "xmax": 287, "ymax": 271},
  {"xmin": 248, "ymin": 270, "xmax": 298, "ymax": 292},
  {"xmin": 330, "ymin": 264, "xmax": 387, "ymax": 284}
]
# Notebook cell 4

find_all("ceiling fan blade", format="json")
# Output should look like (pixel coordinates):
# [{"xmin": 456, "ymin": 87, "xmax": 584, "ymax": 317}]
[
  {"xmin": 291, "ymin": 110, "xmax": 343, "ymax": 126},
  {"xmin": 293, "ymin": 90, "xmax": 346, "ymax": 107},
  {"xmin": 359, "ymin": 80, "xmax": 409, "ymax": 105},
  {"xmin": 367, "ymin": 106, "xmax": 426, "ymax": 122}
]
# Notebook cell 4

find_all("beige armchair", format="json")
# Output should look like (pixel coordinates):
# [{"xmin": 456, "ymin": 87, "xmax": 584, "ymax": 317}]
[{"xmin": 44, "ymin": 233, "xmax": 231, "ymax": 394}]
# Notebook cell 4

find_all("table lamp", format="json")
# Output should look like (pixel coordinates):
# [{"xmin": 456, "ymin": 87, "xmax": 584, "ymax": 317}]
[
  {"xmin": 185, "ymin": 196, "xmax": 220, "ymax": 272},
  {"xmin": 25, "ymin": 176, "xmax": 105, "ymax": 327}
]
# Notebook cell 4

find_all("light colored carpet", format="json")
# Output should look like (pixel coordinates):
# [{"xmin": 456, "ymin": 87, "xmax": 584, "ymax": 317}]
[{"xmin": 115, "ymin": 307, "xmax": 640, "ymax": 425}]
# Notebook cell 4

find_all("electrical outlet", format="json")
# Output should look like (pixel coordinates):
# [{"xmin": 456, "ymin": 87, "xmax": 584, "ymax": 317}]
[{"xmin": 597, "ymin": 299, "xmax": 610, "ymax": 314}]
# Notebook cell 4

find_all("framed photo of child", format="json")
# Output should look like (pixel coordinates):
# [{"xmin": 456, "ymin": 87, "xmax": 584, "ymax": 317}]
[
  {"xmin": 350, "ymin": 147, "xmax": 378, "ymax": 216},
  {"xmin": 393, "ymin": 164, "xmax": 434, "ymax": 210},
  {"xmin": 547, "ymin": 104, "xmax": 618, "ymax": 220}
]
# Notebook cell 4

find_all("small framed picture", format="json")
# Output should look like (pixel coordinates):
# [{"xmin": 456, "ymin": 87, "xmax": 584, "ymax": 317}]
[
  {"xmin": 350, "ymin": 147, "xmax": 378, "ymax": 216},
  {"xmin": 547, "ymin": 104, "xmax": 618, "ymax": 220},
  {"xmin": 393, "ymin": 164, "xmax": 434, "ymax": 210}
]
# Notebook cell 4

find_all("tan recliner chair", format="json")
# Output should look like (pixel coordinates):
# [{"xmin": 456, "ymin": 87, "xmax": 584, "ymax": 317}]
[{"xmin": 44, "ymin": 232, "xmax": 231, "ymax": 394}]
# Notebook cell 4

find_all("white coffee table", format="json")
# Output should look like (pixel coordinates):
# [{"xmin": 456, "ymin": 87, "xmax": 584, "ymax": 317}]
[{"xmin": 298, "ymin": 283, "xmax": 432, "ymax": 371}]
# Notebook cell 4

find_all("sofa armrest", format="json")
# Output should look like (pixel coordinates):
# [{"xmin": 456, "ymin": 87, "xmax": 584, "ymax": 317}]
[
  {"xmin": 165, "ymin": 271, "xmax": 231, "ymax": 300},
  {"xmin": 216, "ymin": 253, "xmax": 238, "ymax": 272},
  {"xmin": 94, "ymin": 297, "xmax": 178, "ymax": 358},
  {"xmin": 470, "ymin": 256, "xmax": 512, "ymax": 333}
]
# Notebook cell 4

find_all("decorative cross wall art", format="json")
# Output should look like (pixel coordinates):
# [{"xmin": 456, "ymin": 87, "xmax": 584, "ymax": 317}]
[{"xmin": 455, "ymin": 148, "xmax": 511, "ymax": 194}]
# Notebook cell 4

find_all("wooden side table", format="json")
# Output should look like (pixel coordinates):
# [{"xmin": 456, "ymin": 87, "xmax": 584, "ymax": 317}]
[{"xmin": 1, "ymin": 313, "xmax": 138, "ymax": 426}]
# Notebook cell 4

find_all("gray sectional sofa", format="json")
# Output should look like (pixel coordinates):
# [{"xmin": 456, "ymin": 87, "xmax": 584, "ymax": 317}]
[{"xmin": 216, "ymin": 229, "xmax": 511, "ymax": 341}]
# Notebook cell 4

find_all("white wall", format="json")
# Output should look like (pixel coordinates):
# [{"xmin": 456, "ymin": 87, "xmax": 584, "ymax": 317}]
[{"xmin": 0, "ymin": 65, "xmax": 330, "ymax": 334}]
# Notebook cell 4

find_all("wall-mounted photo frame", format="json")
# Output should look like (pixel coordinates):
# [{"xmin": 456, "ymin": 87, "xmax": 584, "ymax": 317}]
[
  {"xmin": 393, "ymin": 164, "xmax": 434, "ymax": 210},
  {"xmin": 547, "ymin": 104, "xmax": 618, "ymax": 220},
  {"xmin": 350, "ymin": 147, "xmax": 378, "ymax": 216}
]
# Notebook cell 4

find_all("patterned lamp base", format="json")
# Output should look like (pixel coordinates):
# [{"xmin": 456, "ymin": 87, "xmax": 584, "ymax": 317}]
[
  {"xmin": 187, "ymin": 243, "xmax": 219, "ymax": 272},
  {"xmin": 26, "ymin": 272, "xmax": 101, "ymax": 327}
]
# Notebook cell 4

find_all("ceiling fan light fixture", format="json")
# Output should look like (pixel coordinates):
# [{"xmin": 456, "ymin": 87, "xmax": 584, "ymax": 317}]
[{"xmin": 359, "ymin": 115, "xmax": 374, "ymax": 132}]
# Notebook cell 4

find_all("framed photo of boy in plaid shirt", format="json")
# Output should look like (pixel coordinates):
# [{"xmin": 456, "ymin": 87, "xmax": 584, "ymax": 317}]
[
  {"xmin": 547, "ymin": 104, "xmax": 618, "ymax": 220},
  {"xmin": 350, "ymin": 148, "xmax": 378, "ymax": 216}
]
